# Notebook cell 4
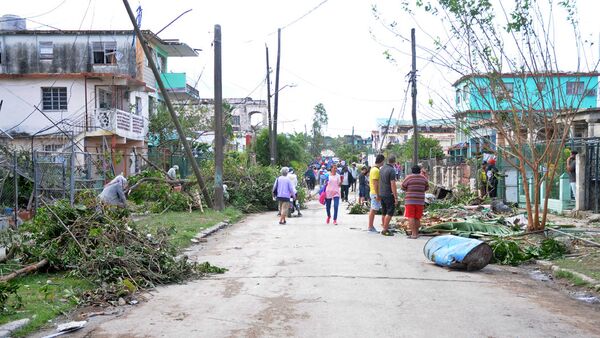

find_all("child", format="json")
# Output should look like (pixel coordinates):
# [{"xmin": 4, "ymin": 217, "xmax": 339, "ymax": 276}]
[{"xmin": 358, "ymin": 166, "xmax": 369, "ymax": 205}]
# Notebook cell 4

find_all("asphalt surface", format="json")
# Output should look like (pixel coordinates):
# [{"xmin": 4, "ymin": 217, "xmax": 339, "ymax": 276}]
[{"xmin": 53, "ymin": 196, "xmax": 600, "ymax": 338}]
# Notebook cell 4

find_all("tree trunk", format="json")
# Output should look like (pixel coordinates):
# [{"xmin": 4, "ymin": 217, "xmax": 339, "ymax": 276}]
[{"xmin": 0, "ymin": 259, "xmax": 48, "ymax": 282}]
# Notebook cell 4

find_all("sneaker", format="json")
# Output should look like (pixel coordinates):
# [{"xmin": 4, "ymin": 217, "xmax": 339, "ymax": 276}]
[
  {"xmin": 368, "ymin": 227, "xmax": 378, "ymax": 233},
  {"xmin": 333, "ymin": 220, "xmax": 338, "ymax": 225},
  {"xmin": 326, "ymin": 217, "xmax": 331, "ymax": 224}
]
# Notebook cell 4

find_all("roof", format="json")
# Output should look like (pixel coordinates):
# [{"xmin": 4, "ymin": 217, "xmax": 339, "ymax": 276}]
[
  {"xmin": 453, "ymin": 72, "xmax": 600, "ymax": 87},
  {"xmin": 376, "ymin": 118, "xmax": 453, "ymax": 127},
  {"xmin": 0, "ymin": 29, "xmax": 197, "ymax": 57}
]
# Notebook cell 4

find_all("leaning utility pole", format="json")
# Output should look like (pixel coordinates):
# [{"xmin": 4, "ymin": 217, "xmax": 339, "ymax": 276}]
[
  {"xmin": 122, "ymin": 0, "xmax": 213, "ymax": 208},
  {"xmin": 272, "ymin": 28, "xmax": 282, "ymax": 165},
  {"xmin": 213, "ymin": 25, "xmax": 225, "ymax": 211},
  {"xmin": 265, "ymin": 45, "xmax": 274, "ymax": 164},
  {"xmin": 410, "ymin": 28, "xmax": 419, "ymax": 166}
]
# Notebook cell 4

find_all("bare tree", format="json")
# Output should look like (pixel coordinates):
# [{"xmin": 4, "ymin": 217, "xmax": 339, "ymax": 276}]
[{"xmin": 373, "ymin": 0, "xmax": 598, "ymax": 230}]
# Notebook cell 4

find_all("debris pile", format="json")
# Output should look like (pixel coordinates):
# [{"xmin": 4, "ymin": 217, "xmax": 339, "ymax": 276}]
[{"xmin": 6, "ymin": 194, "xmax": 223, "ymax": 303}]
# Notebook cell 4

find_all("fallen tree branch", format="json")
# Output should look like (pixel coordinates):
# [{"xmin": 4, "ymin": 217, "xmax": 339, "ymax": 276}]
[
  {"xmin": 547, "ymin": 228, "xmax": 600, "ymax": 248},
  {"xmin": 41, "ymin": 200, "xmax": 90, "ymax": 258},
  {"xmin": 125, "ymin": 177, "xmax": 189, "ymax": 194},
  {"xmin": 133, "ymin": 148, "xmax": 169, "ymax": 177},
  {"xmin": 0, "ymin": 245, "xmax": 17, "ymax": 264},
  {"xmin": 0, "ymin": 259, "xmax": 48, "ymax": 282}
]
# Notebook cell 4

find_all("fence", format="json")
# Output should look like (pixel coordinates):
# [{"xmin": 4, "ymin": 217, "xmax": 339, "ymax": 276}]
[{"xmin": 0, "ymin": 151, "xmax": 19, "ymax": 229}]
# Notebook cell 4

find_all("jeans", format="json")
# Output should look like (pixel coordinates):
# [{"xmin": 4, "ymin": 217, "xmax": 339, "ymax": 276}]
[
  {"xmin": 341, "ymin": 185, "xmax": 349, "ymax": 201},
  {"xmin": 570, "ymin": 182, "xmax": 576, "ymax": 199},
  {"xmin": 325, "ymin": 197, "xmax": 340, "ymax": 220}
]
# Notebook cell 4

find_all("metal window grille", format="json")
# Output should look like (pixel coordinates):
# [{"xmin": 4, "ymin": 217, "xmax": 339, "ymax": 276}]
[
  {"xmin": 566, "ymin": 81, "xmax": 584, "ymax": 95},
  {"xmin": 39, "ymin": 41, "xmax": 53, "ymax": 60},
  {"xmin": 42, "ymin": 87, "xmax": 67, "ymax": 111}
]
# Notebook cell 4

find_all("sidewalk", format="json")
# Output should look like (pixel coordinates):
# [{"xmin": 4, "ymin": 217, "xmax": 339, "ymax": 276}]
[{"xmin": 44, "ymin": 199, "xmax": 600, "ymax": 338}]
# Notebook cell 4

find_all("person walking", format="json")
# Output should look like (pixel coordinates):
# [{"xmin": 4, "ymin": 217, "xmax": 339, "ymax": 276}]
[
  {"xmin": 350, "ymin": 163, "xmax": 359, "ymax": 192},
  {"xmin": 319, "ymin": 165, "xmax": 328, "ymax": 186},
  {"xmin": 341, "ymin": 166, "xmax": 350, "ymax": 202},
  {"xmin": 304, "ymin": 165, "xmax": 316, "ymax": 190},
  {"xmin": 401, "ymin": 165, "xmax": 429, "ymax": 239},
  {"xmin": 367, "ymin": 154, "xmax": 385, "ymax": 232},
  {"xmin": 288, "ymin": 168, "xmax": 302, "ymax": 216},
  {"xmin": 272, "ymin": 167, "xmax": 296, "ymax": 225},
  {"xmin": 567, "ymin": 150, "xmax": 577, "ymax": 199},
  {"xmin": 379, "ymin": 156, "xmax": 399, "ymax": 236},
  {"xmin": 325, "ymin": 164, "xmax": 342, "ymax": 225},
  {"xmin": 358, "ymin": 166, "xmax": 369, "ymax": 205}
]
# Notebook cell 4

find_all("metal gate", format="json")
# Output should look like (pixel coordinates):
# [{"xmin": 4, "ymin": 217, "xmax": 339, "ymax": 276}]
[{"xmin": 585, "ymin": 142, "xmax": 600, "ymax": 212}]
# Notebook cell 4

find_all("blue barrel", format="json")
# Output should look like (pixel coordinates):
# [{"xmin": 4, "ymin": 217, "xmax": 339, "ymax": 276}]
[{"xmin": 424, "ymin": 235, "xmax": 492, "ymax": 271}]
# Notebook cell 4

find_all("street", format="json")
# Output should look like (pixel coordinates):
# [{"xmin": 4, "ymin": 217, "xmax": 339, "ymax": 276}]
[{"xmin": 69, "ymin": 199, "xmax": 599, "ymax": 338}]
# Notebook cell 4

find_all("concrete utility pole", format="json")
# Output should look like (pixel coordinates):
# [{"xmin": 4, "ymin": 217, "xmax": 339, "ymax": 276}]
[
  {"xmin": 410, "ymin": 28, "xmax": 419, "ymax": 166},
  {"xmin": 122, "ymin": 0, "xmax": 213, "ymax": 208},
  {"xmin": 272, "ymin": 28, "xmax": 282, "ymax": 165},
  {"xmin": 213, "ymin": 25, "xmax": 225, "ymax": 211},
  {"xmin": 265, "ymin": 45, "xmax": 273, "ymax": 164}
]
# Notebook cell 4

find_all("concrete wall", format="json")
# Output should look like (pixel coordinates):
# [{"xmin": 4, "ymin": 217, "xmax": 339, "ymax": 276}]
[{"xmin": 432, "ymin": 163, "xmax": 471, "ymax": 188}]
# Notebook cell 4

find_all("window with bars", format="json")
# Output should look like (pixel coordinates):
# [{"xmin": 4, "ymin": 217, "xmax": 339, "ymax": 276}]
[
  {"xmin": 566, "ymin": 81, "xmax": 584, "ymax": 95},
  {"xmin": 92, "ymin": 41, "xmax": 117, "ymax": 64},
  {"xmin": 232, "ymin": 115, "xmax": 241, "ymax": 125},
  {"xmin": 39, "ymin": 41, "xmax": 53, "ymax": 60},
  {"xmin": 42, "ymin": 87, "xmax": 67, "ymax": 111}
]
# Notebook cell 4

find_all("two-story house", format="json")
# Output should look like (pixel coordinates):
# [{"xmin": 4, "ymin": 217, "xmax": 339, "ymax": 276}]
[
  {"xmin": 449, "ymin": 72, "xmax": 599, "ymax": 162},
  {"xmin": 0, "ymin": 21, "xmax": 197, "ymax": 176},
  {"xmin": 372, "ymin": 118, "xmax": 455, "ymax": 152}
]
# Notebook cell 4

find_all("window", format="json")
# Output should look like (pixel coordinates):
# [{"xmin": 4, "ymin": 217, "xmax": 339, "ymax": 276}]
[
  {"xmin": 39, "ymin": 41, "xmax": 53, "ymax": 60},
  {"xmin": 232, "ymin": 115, "xmax": 241, "ymax": 125},
  {"xmin": 148, "ymin": 96, "xmax": 156, "ymax": 115},
  {"xmin": 584, "ymin": 88, "xmax": 597, "ymax": 97},
  {"xmin": 478, "ymin": 87, "xmax": 489, "ymax": 96},
  {"xmin": 494, "ymin": 82, "xmax": 514, "ymax": 99},
  {"xmin": 98, "ymin": 89, "xmax": 113, "ymax": 109},
  {"xmin": 43, "ymin": 144, "xmax": 62, "ymax": 152},
  {"xmin": 92, "ymin": 41, "xmax": 117, "ymax": 64},
  {"xmin": 456, "ymin": 89, "xmax": 461, "ymax": 104},
  {"xmin": 42, "ymin": 87, "xmax": 67, "ymax": 111},
  {"xmin": 567, "ymin": 81, "xmax": 584, "ymax": 95},
  {"xmin": 135, "ymin": 96, "xmax": 142, "ymax": 115}
]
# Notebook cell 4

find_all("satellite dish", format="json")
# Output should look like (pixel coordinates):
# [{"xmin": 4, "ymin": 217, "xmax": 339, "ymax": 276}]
[{"xmin": 115, "ymin": 51, "xmax": 124, "ymax": 61}]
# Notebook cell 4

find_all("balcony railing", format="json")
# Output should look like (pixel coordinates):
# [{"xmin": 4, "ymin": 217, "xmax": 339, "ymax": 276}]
[{"xmin": 94, "ymin": 108, "xmax": 145, "ymax": 140}]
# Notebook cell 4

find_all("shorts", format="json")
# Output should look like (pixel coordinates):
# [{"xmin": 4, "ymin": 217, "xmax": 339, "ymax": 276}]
[
  {"xmin": 405, "ymin": 204, "xmax": 424, "ymax": 219},
  {"xmin": 359, "ymin": 186, "xmax": 368, "ymax": 198},
  {"xmin": 369, "ymin": 194, "xmax": 381, "ymax": 211},
  {"xmin": 380, "ymin": 195, "xmax": 395, "ymax": 216},
  {"xmin": 278, "ymin": 200, "xmax": 290, "ymax": 215}
]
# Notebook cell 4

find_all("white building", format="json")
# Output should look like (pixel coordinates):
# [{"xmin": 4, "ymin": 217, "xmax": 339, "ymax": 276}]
[{"xmin": 0, "ymin": 21, "xmax": 197, "ymax": 175}]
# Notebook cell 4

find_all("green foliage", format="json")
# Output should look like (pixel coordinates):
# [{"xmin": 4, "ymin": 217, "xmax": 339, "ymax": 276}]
[
  {"xmin": 197, "ymin": 262, "xmax": 228, "ymax": 274},
  {"xmin": 0, "ymin": 282, "xmax": 22, "ymax": 314},
  {"xmin": 489, "ymin": 237, "xmax": 566, "ymax": 265},
  {"xmin": 554, "ymin": 269, "xmax": 589, "ymax": 286},
  {"xmin": 348, "ymin": 202, "xmax": 369, "ymax": 214},
  {"xmin": 386, "ymin": 134, "xmax": 444, "ymax": 163},
  {"xmin": 149, "ymin": 104, "xmax": 211, "ymax": 149},
  {"xmin": 254, "ymin": 129, "xmax": 310, "ymax": 167},
  {"xmin": 127, "ymin": 170, "xmax": 193, "ymax": 212}
]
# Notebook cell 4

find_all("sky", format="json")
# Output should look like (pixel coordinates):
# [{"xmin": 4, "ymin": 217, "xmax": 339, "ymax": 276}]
[{"xmin": 2, "ymin": 0, "xmax": 600, "ymax": 138}]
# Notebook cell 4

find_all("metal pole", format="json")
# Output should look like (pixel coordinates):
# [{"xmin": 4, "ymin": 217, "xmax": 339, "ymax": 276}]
[
  {"xmin": 33, "ymin": 150, "xmax": 38, "ymax": 213},
  {"xmin": 70, "ymin": 130, "xmax": 75, "ymax": 206},
  {"xmin": 13, "ymin": 151, "xmax": 18, "ymax": 226},
  {"xmin": 410, "ymin": 28, "xmax": 419, "ymax": 166},
  {"xmin": 214, "ymin": 24, "xmax": 225, "ymax": 211},
  {"xmin": 272, "ymin": 28, "xmax": 282, "ymax": 165},
  {"xmin": 122, "ymin": 0, "xmax": 213, "ymax": 208}
]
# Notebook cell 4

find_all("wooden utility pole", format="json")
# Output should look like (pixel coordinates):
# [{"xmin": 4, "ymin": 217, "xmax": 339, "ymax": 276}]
[
  {"xmin": 265, "ymin": 45, "xmax": 274, "ymax": 164},
  {"xmin": 122, "ymin": 0, "xmax": 213, "ymax": 208},
  {"xmin": 410, "ymin": 28, "xmax": 419, "ymax": 166},
  {"xmin": 213, "ymin": 24, "xmax": 225, "ymax": 210},
  {"xmin": 272, "ymin": 28, "xmax": 282, "ymax": 165}
]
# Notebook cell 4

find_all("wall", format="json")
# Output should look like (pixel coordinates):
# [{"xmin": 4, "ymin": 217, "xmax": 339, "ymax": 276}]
[
  {"xmin": 432, "ymin": 163, "xmax": 471, "ymax": 188},
  {"xmin": 0, "ymin": 33, "xmax": 136, "ymax": 76}
]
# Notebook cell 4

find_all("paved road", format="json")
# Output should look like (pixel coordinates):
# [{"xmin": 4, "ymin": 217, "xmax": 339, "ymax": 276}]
[{"xmin": 69, "ymin": 198, "xmax": 599, "ymax": 337}]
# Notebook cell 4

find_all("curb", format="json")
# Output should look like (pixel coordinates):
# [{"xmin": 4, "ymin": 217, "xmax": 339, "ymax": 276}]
[
  {"xmin": 190, "ymin": 220, "xmax": 230, "ymax": 243},
  {"xmin": 536, "ymin": 260, "xmax": 600, "ymax": 290},
  {"xmin": 0, "ymin": 318, "xmax": 30, "ymax": 338}
]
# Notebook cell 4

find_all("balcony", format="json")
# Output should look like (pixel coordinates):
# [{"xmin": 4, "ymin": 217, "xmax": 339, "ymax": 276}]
[
  {"xmin": 91, "ymin": 108, "xmax": 145, "ymax": 141},
  {"xmin": 160, "ymin": 72, "xmax": 199, "ymax": 102}
]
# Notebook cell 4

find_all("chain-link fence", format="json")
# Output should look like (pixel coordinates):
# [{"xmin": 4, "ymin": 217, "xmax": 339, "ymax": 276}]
[{"xmin": 0, "ymin": 151, "xmax": 19, "ymax": 229}]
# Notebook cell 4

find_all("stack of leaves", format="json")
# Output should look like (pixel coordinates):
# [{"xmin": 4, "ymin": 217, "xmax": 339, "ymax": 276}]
[
  {"xmin": 15, "ymin": 197, "xmax": 217, "ymax": 301},
  {"xmin": 420, "ymin": 221, "xmax": 515, "ymax": 238},
  {"xmin": 489, "ymin": 237, "xmax": 567, "ymax": 266}
]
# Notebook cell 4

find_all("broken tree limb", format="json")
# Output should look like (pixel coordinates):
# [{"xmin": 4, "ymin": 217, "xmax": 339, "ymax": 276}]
[
  {"xmin": 125, "ymin": 177, "xmax": 188, "ymax": 195},
  {"xmin": 547, "ymin": 228, "xmax": 600, "ymax": 248},
  {"xmin": 0, "ymin": 259, "xmax": 48, "ymax": 282},
  {"xmin": 133, "ymin": 148, "xmax": 169, "ymax": 177},
  {"xmin": 41, "ymin": 200, "xmax": 89, "ymax": 258}
]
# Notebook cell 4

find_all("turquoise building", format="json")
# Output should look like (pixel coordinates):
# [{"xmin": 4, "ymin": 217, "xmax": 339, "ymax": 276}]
[{"xmin": 449, "ymin": 72, "xmax": 599, "ymax": 162}]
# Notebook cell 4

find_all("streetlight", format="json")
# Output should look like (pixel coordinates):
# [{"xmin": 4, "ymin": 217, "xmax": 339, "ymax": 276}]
[{"xmin": 270, "ymin": 83, "xmax": 297, "ymax": 97}]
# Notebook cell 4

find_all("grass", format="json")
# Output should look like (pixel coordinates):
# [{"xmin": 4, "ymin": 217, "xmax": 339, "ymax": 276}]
[
  {"xmin": 0, "ymin": 272, "xmax": 93, "ymax": 337},
  {"xmin": 553, "ymin": 269, "xmax": 589, "ymax": 287},
  {"xmin": 135, "ymin": 207, "xmax": 243, "ymax": 249},
  {"xmin": 0, "ymin": 207, "xmax": 242, "ymax": 335},
  {"xmin": 552, "ymin": 251, "xmax": 600, "ymax": 282}
]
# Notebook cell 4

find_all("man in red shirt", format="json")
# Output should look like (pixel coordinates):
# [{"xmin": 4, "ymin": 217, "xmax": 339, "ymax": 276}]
[{"xmin": 401, "ymin": 165, "xmax": 429, "ymax": 239}]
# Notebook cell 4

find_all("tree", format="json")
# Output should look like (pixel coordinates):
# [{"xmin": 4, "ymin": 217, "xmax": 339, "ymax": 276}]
[
  {"xmin": 149, "ymin": 104, "xmax": 210, "ymax": 150},
  {"xmin": 375, "ymin": 0, "xmax": 594, "ymax": 231},
  {"xmin": 387, "ymin": 135, "xmax": 444, "ymax": 164},
  {"xmin": 254, "ymin": 129, "xmax": 309, "ymax": 167},
  {"xmin": 311, "ymin": 103, "xmax": 329, "ymax": 157}
]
